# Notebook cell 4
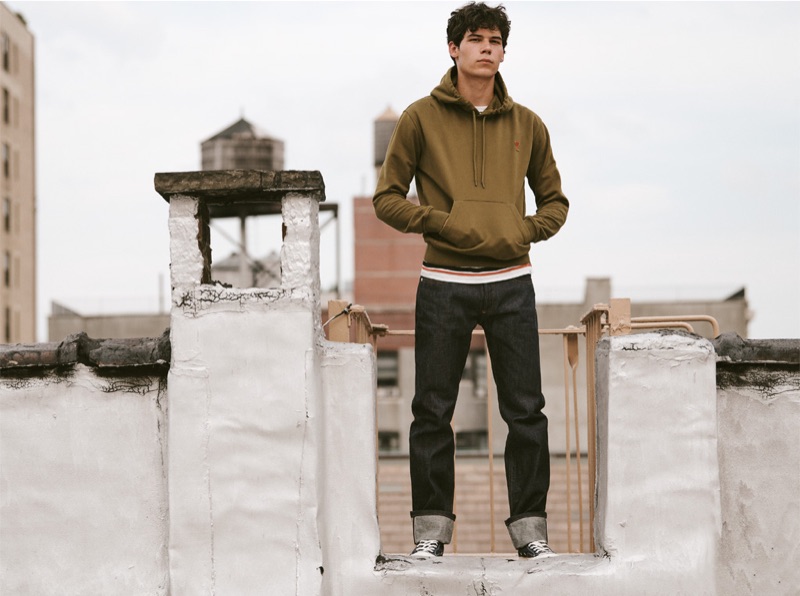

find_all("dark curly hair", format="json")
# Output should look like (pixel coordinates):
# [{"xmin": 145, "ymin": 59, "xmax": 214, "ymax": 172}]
[{"xmin": 447, "ymin": 2, "xmax": 511, "ymax": 49}]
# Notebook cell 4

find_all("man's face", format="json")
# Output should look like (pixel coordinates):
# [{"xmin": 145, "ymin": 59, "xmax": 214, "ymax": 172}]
[{"xmin": 448, "ymin": 27, "xmax": 505, "ymax": 80}]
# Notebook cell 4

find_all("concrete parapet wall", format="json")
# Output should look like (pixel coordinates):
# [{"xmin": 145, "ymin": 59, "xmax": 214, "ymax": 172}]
[
  {"xmin": 595, "ymin": 332, "xmax": 720, "ymax": 591},
  {"xmin": 321, "ymin": 332, "xmax": 721, "ymax": 595},
  {"xmin": 714, "ymin": 334, "xmax": 800, "ymax": 595},
  {"xmin": 318, "ymin": 341, "xmax": 381, "ymax": 595},
  {"xmin": 167, "ymin": 301, "xmax": 324, "ymax": 594},
  {"xmin": 0, "ymin": 171, "xmax": 796, "ymax": 594},
  {"xmin": 0, "ymin": 364, "xmax": 169, "ymax": 594}
]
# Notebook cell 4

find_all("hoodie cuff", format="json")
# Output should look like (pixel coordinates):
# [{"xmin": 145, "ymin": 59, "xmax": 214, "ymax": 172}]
[
  {"xmin": 523, "ymin": 218, "xmax": 539, "ymax": 243},
  {"xmin": 424, "ymin": 209, "xmax": 449, "ymax": 234}
]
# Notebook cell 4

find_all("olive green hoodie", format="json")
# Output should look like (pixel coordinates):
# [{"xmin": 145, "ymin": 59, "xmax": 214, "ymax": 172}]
[{"xmin": 373, "ymin": 67, "xmax": 569, "ymax": 269}]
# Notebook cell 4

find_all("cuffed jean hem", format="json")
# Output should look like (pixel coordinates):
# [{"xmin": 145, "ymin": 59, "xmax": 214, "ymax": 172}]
[
  {"xmin": 411, "ymin": 511, "xmax": 456, "ymax": 544},
  {"xmin": 505, "ymin": 513, "xmax": 548, "ymax": 548}
]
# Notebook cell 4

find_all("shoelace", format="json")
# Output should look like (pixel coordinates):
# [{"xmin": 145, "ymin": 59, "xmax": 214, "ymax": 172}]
[
  {"xmin": 413, "ymin": 540, "xmax": 440, "ymax": 555},
  {"xmin": 527, "ymin": 540, "xmax": 554, "ymax": 555}
]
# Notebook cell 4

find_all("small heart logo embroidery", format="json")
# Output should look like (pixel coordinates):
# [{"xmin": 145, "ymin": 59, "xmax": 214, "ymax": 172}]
[{"xmin": 514, "ymin": 140, "xmax": 520, "ymax": 152}]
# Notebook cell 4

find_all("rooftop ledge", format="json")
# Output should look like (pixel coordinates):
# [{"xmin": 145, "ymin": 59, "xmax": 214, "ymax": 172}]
[
  {"xmin": 713, "ymin": 332, "xmax": 799, "ymax": 364},
  {"xmin": 154, "ymin": 170, "xmax": 325, "ymax": 217},
  {"xmin": 364, "ymin": 552, "xmax": 620, "ymax": 594},
  {"xmin": 0, "ymin": 331, "xmax": 170, "ymax": 372},
  {"xmin": 376, "ymin": 551, "xmax": 605, "ymax": 573}
]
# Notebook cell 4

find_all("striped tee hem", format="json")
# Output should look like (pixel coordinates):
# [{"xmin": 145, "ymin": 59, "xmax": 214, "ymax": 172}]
[{"xmin": 420, "ymin": 262, "xmax": 532, "ymax": 285}]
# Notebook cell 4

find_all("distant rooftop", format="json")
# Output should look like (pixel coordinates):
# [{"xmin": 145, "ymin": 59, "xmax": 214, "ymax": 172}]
[{"xmin": 202, "ymin": 117, "xmax": 279, "ymax": 144}]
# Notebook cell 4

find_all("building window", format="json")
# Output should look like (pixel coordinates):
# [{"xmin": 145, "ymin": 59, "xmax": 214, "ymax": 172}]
[
  {"xmin": 3, "ymin": 307, "xmax": 9, "ymax": 342},
  {"xmin": 2, "ymin": 144, "xmax": 8, "ymax": 178},
  {"xmin": 2, "ymin": 199, "xmax": 9, "ymax": 232},
  {"xmin": 3, "ymin": 251, "xmax": 9, "ymax": 287},
  {"xmin": 2, "ymin": 88, "xmax": 8, "ymax": 124},
  {"xmin": 378, "ymin": 431, "xmax": 401, "ymax": 454},
  {"xmin": 1, "ymin": 33, "xmax": 9, "ymax": 72},
  {"xmin": 376, "ymin": 351, "xmax": 399, "ymax": 388},
  {"xmin": 456, "ymin": 430, "xmax": 488, "ymax": 453}
]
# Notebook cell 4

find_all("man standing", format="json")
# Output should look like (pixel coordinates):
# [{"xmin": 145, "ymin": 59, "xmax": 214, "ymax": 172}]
[{"xmin": 373, "ymin": 2, "xmax": 569, "ymax": 558}]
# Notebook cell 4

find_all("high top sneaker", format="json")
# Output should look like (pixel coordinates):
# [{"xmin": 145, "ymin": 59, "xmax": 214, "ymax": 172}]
[
  {"xmin": 409, "ymin": 539, "xmax": 444, "ymax": 558},
  {"xmin": 517, "ymin": 540, "xmax": 556, "ymax": 558}
]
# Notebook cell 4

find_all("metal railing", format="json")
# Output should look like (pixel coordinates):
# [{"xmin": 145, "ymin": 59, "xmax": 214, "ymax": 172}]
[{"xmin": 326, "ymin": 297, "xmax": 718, "ymax": 554}]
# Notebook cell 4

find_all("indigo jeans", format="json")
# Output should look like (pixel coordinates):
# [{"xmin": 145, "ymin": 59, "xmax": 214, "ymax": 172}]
[{"xmin": 410, "ymin": 275, "xmax": 550, "ymax": 531}]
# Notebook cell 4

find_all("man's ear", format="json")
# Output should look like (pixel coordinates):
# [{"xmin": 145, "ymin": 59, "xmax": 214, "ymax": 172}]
[{"xmin": 448, "ymin": 41, "xmax": 459, "ymax": 60}]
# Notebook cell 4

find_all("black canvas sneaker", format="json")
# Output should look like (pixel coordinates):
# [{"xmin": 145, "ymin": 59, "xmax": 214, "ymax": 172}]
[
  {"xmin": 518, "ymin": 540, "xmax": 556, "ymax": 558},
  {"xmin": 409, "ymin": 539, "xmax": 444, "ymax": 558}
]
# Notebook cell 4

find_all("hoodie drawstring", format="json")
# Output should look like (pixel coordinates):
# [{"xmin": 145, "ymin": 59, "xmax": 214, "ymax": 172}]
[
  {"xmin": 481, "ymin": 117, "xmax": 486, "ymax": 189},
  {"xmin": 471, "ymin": 111, "xmax": 478, "ymax": 187},
  {"xmin": 471, "ymin": 111, "xmax": 487, "ymax": 188}
]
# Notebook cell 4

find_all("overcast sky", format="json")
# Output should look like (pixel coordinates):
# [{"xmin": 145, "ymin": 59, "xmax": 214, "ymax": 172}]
[{"xmin": 7, "ymin": 1, "xmax": 800, "ymax": 341}]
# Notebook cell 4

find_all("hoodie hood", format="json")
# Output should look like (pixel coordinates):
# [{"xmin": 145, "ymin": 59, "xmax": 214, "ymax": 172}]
[
  {"xmin": 430, "ymin": 67, "xmax": 515, "ymax": 187},
  {"xmin": 430, "ymin": 66, "xmax": 515, "ymax": 116}
]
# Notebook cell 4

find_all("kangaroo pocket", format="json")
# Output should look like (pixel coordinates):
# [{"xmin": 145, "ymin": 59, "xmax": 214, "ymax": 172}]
[{"xmin": 437, "ymin": 201, "xmax": 529, "ymax": 261}]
